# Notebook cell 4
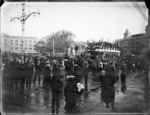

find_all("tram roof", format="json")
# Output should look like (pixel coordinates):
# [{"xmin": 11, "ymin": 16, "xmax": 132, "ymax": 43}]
[{"xmin": 88, "ymin": 49, "xmax": 120, "ymax": 53}]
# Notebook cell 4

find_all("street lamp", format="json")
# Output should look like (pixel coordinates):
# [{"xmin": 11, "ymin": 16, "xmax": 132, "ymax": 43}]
[{"xmin": 10, "ymin": 2, "xmax": 40, "ymax": 64}]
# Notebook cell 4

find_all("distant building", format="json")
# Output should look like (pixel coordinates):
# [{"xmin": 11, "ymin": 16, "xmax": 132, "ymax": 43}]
[
  {"xmin": 68, "ymin": 42, "xmax": 76, "ymax": 58},
  {"xmin": 119, "ymin": 28, "xmax": 149, "ymax": 57},
  {"xmin": 1, "ymin": 33, "xmax": 38, "ymax": 54},
  {"xmin": 68, "ymin": 41, "xmax": 87, "ymax": 57},
  {"xmin": 75, "ymin": 41, "xmax": 87, "ymax": 55}
]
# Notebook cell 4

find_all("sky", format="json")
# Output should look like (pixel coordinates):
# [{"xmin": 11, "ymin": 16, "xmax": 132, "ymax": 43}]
[{"xmin": 1, "ymin": 2, "xmax": 148, "ymax": 42}]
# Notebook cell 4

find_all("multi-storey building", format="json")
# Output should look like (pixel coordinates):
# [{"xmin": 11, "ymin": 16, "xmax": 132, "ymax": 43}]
[
  {"xmin": 1, "ymin": 33, "xmax": 38, "ymax": 54},
  {"xmin": 119, "ymin": 28, "xmax": 149, "ymax": 57}
]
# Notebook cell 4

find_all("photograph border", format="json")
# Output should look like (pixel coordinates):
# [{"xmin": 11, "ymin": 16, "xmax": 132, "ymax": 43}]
[{"xmin": 0, "ymin": 0, "xmax": 150, "ymax": 115}]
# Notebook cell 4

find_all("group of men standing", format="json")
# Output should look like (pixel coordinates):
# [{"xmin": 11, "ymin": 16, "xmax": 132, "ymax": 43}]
[{"xmin": 3, "ymin": 53, "xmax": 127, "ymax": 114}]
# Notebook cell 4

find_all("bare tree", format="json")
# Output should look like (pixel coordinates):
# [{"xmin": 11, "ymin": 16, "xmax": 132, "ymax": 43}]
[
  {"xmin": 46, "ymin": 30, "xmax": 75, "ymax": 54},
  {"xmin": 34, "ymin": 39, "xmax": 46, "ymax": 53}
]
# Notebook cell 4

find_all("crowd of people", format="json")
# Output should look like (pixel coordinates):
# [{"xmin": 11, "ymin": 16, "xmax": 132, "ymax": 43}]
[
  {"xmin": 87, "ymin": 40, "xmax": 120, "ymax": 51},
  {"xmin": 2, "ymin": 50, "xmax": 145, "ymax": 113}
]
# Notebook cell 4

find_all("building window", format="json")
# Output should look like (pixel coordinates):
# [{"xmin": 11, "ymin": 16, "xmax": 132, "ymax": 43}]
[
  {"xmin": 15, "ymin": 40, "xmax": 18, "ymax": 42},
  {"xmin": 29, "ymin": 40, "xmax": 32, "ymax": 43},
  {"xmin": 29, "ymin": 48, "xmax": 32, "ymax": 50},
  {"xmin": 4, "ymin": 43, "xmax": 7, "ymax": 46},
  {"xmin": 4, "ymin": 39, "xmax": 8, "ymax": 42},
  {"xmin": 15, "ymin": 43, "xmax": 18, "ymax": 46},
  {"xmin": 15, "ymin": 47, "xmax": 19, "ymax": 50},
  {"xmin": 10, "ymin": 39, "xmax": 13, "ymax": 42}
]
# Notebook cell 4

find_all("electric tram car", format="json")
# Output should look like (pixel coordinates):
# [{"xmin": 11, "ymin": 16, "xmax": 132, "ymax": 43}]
[{"xmin": 87, "ymin": 47, "xmax": 120, "ymax": 69}]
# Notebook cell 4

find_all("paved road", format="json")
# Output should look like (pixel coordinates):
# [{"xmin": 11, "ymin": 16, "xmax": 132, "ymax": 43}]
[
  {"xmin": 2, "ymin": 69, "xmax": 149, "ymax": 114},
  {"xmin": 80, "ymin": 71, "xmax": 148, "ymax": 114}
]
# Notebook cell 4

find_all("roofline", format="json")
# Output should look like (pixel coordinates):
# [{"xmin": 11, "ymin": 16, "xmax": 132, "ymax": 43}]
[
  {"xmin": 131, "ymin": 33, "xmax": 145, "ymax": 37},
  {"xmin": 1, "ymin": 33, "xmax": 37, "ymax": 39}
]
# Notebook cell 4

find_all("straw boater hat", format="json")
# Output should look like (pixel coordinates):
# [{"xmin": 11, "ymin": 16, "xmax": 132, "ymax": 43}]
[{"xmin": 66, "ymin": 75, "xmax": 75, "ymax": 79}]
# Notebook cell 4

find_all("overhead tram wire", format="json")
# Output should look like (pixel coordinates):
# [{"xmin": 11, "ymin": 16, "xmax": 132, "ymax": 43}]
[
  {"xmin": 134, "ymin": 2, "xmax": 148, "ymax": 21},
  {"xmin": 132, "ymin": 2, "xmax": 147, "ymax": 21},
  {"xmin": 132, "ymin": 2, "xmax": 146, "ymax": 17},
  {"xmin": 132, "ymin": 2, "xmax": 145, "ymax": 20},
  {"xmin": 132, "ymin": 2, "xmax": 148, "ymax": 21}
]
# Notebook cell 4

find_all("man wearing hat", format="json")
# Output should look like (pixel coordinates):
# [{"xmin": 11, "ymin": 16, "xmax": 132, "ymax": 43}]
[
  {"xmin": 43, "ymin": 60, "xmax": 51, "ymax": 87},
  {"xmin": 51, "ymin": 61, "xmax": 63, "ymax": 114}
]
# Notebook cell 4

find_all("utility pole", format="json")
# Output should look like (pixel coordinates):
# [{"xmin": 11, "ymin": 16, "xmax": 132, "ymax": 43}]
[
  {"xmin": 10, "ymin": 2, "xmax": 40, "ymax": 64},
  {"xmin": 53, "ymin": 37, "xmax": 54, "ymax": 58}
]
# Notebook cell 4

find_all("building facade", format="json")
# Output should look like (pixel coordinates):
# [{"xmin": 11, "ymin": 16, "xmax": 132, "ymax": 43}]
[
  {"xmin": 68, "ymin": 41, "xmax": 87, "ymax": 58},
  {"xmin": 119, "ymin": 29, "xmax": 149, "ymax": 57},
  {"xmin": 75, "ymin": 41, "xmax": 87, "ymax": 55},
  {"xmin": 1, "ymin": 33, "xmax": 38, "ymax": 54}
]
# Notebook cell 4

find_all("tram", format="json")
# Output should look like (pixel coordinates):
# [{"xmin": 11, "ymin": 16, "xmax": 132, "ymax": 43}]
[{"xmin": 88, "ymin": 47, "xmax": 120, "ymax": 61}]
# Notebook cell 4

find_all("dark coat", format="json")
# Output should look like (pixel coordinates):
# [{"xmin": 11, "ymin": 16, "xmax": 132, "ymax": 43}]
[
  {"xmin": 101, "ymin": 69, "xmax": 119, "ymax": 88},
  {"xmin": 51, "ymin": 65, "xmax": 63, "ymax": 91},
  {"xmin": 64, "ymin": 80, "xmax": 77, "ymax": 102}
]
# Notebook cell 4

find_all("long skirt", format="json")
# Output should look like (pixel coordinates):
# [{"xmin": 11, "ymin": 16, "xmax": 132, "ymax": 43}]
[{"xmin": 101, "ymin": 88, "xmax": 115, "ymax": 104}]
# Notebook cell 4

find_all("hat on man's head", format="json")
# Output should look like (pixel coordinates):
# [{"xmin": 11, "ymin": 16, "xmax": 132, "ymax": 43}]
[
  {"xmin": 66, "ymin": 75, "xmax": 75, "ymax": 79},
  {"xmin": 45, "ymin": 60, "xmax": 50, "ymax": 67},
  {"xmin": 45, "ymin": 60, "xmax": 50, "ymax": 64}
]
